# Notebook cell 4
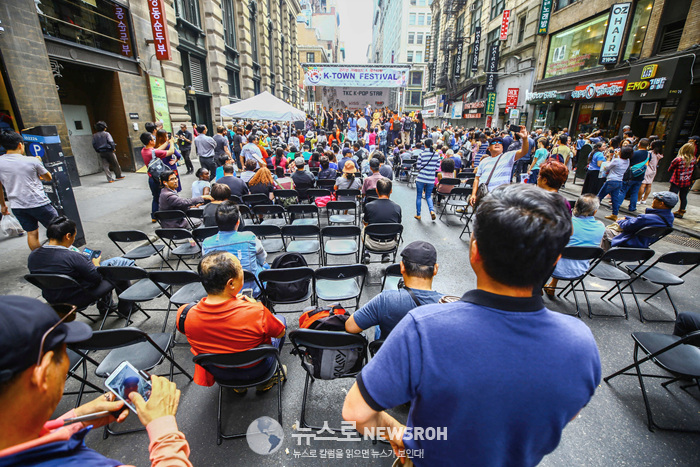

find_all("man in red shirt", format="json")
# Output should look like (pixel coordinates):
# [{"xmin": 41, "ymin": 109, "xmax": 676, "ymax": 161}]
[
  {"xmin": 177, "ymin": 251, "xmax": 286, "ymax": 392},
  {"xmin": 140, "ymin": 132, "xmax": 176, "ymax": 222}
]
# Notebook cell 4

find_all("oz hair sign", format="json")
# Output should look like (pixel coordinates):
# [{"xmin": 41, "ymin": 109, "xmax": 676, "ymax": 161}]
[{"xmin": 599, "ymin": 3, "xmax": 631, "ymax": 66}]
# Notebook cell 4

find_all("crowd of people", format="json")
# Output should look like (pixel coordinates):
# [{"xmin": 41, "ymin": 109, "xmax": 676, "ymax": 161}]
[{"xmin": 1, "ymin": 104, "xmax": 700, "ymax": 466}]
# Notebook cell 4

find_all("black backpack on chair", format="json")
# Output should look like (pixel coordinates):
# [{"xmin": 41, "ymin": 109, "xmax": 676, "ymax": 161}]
[{"xmin": 265, "ymin": 253, "xmax": 310, "ymax": 302}]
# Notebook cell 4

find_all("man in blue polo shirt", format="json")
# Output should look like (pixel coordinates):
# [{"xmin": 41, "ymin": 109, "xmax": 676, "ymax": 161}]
[{"xmin": 343, "ymin": 184, "xmax": 601, "ymax": 466}]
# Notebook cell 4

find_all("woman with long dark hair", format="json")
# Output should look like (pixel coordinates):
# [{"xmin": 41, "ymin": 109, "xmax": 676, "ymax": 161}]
[{"xmin": 156, "ymin": 129, "xmax": 182, "ymax": 192}]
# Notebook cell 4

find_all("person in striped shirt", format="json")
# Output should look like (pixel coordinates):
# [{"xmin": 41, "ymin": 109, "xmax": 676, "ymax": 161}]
[
  {"xmin": 470, "ymin": 126, "xmax": 530, "ymax": 207},
  {"xmin": 414, "ymin": 138, "xmax": 442, "ymax": 221}
]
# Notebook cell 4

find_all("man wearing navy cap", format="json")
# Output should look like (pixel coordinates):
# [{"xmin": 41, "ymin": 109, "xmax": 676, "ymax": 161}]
[
  {"xmin": 346, "ymin": 241, "xmax": 445, "ymax": 340},
  {"xmin": 0, "ymin": 296, "xmax": 192, "ymax": 466}
]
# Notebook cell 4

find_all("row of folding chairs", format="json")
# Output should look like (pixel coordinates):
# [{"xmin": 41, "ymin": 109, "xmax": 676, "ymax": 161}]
[{"xmin": 549, "ymin": 238, "xmax": 699, "ymax": 323}]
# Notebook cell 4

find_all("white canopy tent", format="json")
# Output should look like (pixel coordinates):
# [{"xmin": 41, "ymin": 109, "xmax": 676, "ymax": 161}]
[{"xmin": 219, "ymin": 91, "xmax": 306, "ymax": 122}]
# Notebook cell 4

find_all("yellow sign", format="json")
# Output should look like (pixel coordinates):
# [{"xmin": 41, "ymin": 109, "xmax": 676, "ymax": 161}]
[{"xmin": 641, "ymin": 64, "xmax": 657, "ymax": 80}]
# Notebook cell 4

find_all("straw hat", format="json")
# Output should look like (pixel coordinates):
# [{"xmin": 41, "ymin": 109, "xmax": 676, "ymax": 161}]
[{"xmin": 342, "ymin": 160, "xmax": 357, "ymax": 173}]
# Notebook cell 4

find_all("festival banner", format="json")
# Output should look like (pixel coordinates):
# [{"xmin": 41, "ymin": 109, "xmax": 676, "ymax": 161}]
[
  {"xmin": 485, "ymin": 44, "xmax": 500, "ymax": 92},
  {"xmin": 471, "ymin": 26, "xmax": 481, "ymax": 74},
  {"xmin": 304, "ymin": 66, "xmax": 408, "ymax": 88},
  {"xmin": 321, "ymin": 87, "xmax": 389, "ymax": 110}
]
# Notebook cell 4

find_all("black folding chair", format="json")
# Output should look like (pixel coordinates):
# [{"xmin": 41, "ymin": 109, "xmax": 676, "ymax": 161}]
[
  {"xmin": 321, "ymin": 226, "xmax": 361, "ymax": 265},
  {"xmin": 239, "ymin": 224, "xmax": 285, "ymax": 253},
  {"xmin": 153, "ymin": 210, "xmax": 195, "ymax": 230},
  {"xmin": 326, "ymin": 201, "xmax": 358, "ymax": 225},
  {"xmin": 243, "ymin": 193, "xmax": 271, "ymax": 208},
  {"xmin": 229, "ymin": 194, "xmax": 244, "ymax": 205},
  {"xmin": 289, "ymin": 329, "xmax": 368, "ymax": 431},
  {"xmin": 586, "ymin": 248, "xmax": 655, "ymax": 320},
  {"xmin": 253, "ymin": 204, "xmax": 288, "ymax": 227},
  {"xmin": 438, "ymin": 186, "xmax": 472, "ymax": 222},
  {"xmin": 398, "ymin": 159, "xmax": 417, "ymax": 183},
  {"xmin": 24, "ymin": 274, "xmax": 102, "ymax": 325},
  {"xmin": 155, "ymin": 228, "xmax": 200, "ymax": 270},
  {"xmin": 368, "ymin": 339, "xmax": 385, "ymax": 357},
  {"xmin": 281, "ymin": 225, "xmax": 321, "ymax": 265},
  {"xmin": 336, "ymin": 189, "xmax": 361, "ymax": 203},
  {"xmin": 362, "ymin": 223, "xmax": 403, "ymax": 265},
  {"xmin": 238, "ymin": 204, "xmax": 256, "ymax": 224},
  {"xmin": 97, "ymin": 266, "xmax": 163, "ymax": 325},
  {"xmin": 315, "ymin": 264, "xmax": 367, "ymax": 310},
  {"xmin": 605, "ymin": 251, "xmax": 700, "ymax": 323},
  {"xmin": 604, "ymin": 331, "xmax": 700, "ymax": 432},
  {"xmin": 149, "ymin": 270, "xmax": 206, "ymax": 332},
  {"xmin": 259, "ymin": 267, "xmax": 315, "ymax": 313},
  {"xmin": 193, "ymin": 346, "xmax": 286, "ymax": 445},
  {"xmin": 380, "ymin": 263, "xmax": 402, "ymax": 291},
  {"xmin": 107, "ymin": 230, "xmax": 171, "ymax": 270},
  {"xmin": 317, "ymin": 179, "xmax": 336, "ymax": 190},
  {"xmin": 553, "ymin": 246, "xmax": 605, "ymax": 318},
  {"xmin": 192, "ymin": 226, "xmax": 219, "ymax": 248},
  {"xmin": 307, "ymin": 188, "xmax": 332, "ymax": 205},
  {"xmin": 635, "ymin": 226, "xmax": 674, "ymax": 247},
  {"xmin": 273, "ymin": 189, "xmax": 299, "ymax": 206},
  {"xmin": 69, "ymin": 327, "xmax": 193, "ymax": 438},
  {"xmin": 288, "ymin": 204, "xmax": 319, "ymax": 226},
  {"xmin": 64, "ymin": 348, "xmax": 102, "ymax": 407}
]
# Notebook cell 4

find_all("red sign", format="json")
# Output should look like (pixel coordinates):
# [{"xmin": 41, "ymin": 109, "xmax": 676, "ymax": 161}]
[
  {"xmin": 571, "ymin": 80, "xmax": 627, "ymax": 99},
  {"xmin": 500, "ymin": 10, "xmax": 511, "ymax": 40},
  {"xmin": 486, "ymin": 116, "xmax": 493, "ymax": 127},
  {"xmin": 505, "ymin": 88, "xmax": 519, "ymax": 112},
  {"xmin": 149, "ymin": 0, "xmax": 171, "ymax": 61}
]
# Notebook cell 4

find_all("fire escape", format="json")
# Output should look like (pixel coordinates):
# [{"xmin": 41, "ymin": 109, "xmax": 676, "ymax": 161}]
[{"xmin": 436, "ymin": 0, "xmax": 468, "ymax": 92}]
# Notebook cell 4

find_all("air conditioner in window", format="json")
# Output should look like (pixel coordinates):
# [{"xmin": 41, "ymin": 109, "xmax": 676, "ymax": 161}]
[{"xmin": 639, "ymin": 102, "xmax": 658, "ymax": 116}]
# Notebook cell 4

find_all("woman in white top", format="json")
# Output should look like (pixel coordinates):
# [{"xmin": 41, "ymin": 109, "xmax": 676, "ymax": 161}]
[
  {"xmin": 597, "ymin": 145, "xmax": 632, "ymax": 221},
  {"xmin": 191, "ymin": 168, "xmax": 211, "ymax": 198},
  {"xmin": 639, "ymin": 139, "xmax": 664, "ymax": 204}
]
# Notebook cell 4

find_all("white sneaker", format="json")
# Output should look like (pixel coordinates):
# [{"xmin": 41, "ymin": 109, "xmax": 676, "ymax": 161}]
[{"xmin": 640, "ymin": 200, "xmax": 646, "ymax": 204}]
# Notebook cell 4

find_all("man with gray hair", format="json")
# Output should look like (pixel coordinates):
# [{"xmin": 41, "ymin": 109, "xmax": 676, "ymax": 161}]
[{"xmin": 544, "ymin": 194, "xmax": 605, "ymax": 296}]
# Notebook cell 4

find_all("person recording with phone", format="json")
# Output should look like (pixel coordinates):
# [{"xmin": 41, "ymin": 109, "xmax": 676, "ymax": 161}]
[
  {"xmin": 0, "ymin": 295, "xmax": 192, "ymax": 466},
  {"xmin": 27, "ymin": 216, "xmax": 133, "ymax": 319}
]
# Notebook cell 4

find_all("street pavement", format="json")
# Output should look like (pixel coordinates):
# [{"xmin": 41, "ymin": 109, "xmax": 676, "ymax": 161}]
[{"xmin": 1, "ymin": 168, "xmax": 699, "ymax": 466}]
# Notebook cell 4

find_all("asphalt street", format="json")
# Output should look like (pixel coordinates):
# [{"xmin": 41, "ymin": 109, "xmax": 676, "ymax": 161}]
[{"xmin": 1, "ymin": 169, "xmax": 699, "ymax": 466}]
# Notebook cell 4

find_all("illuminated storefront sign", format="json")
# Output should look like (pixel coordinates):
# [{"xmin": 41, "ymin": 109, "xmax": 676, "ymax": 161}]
[{"xmin": 571, "ymin": 80, "xmax": 626, "ymax": 99}]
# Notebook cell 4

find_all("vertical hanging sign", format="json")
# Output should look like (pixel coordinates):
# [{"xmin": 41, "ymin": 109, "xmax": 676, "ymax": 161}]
[
  {"xmin": 485, "ymin": 44, "xmax": 500, "ymax": 92},
  {"xmin": 486, "ymin": 92, "xmax": 497, "ymax": 114},
  {"xmin": 538, "ymin": 0, "xmax": 553, "ymax": 35},
  {"xmin": 149, "ymin": 0, "xmax": 171, "ymax": 61},
  {"xmin": 500, "ymin": 10, "xmax": 510, "ymax": 40},
  {"xmin": 505, "ymin": 88, "xmax": 519, "ymax": 113},
  {"xmin": 599, "ymin": 3, "xmax": 631, "ymax": 65},
  {"xmin": 471, "ymin": 26, "xmax": 481, "ymax": 74},
  {"xmin": 454, "ymin": 41, "xmax": 463, "ymax": 78}
]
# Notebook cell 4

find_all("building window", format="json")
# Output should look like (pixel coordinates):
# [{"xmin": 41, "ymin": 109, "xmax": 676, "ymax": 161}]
[
  {"xmin": 281, "ymin": 36, "xmax": 287, "ymax": 81},
  {"xmin": 470, "ymin": 2, "xmax": 482, "ymax": 35},
  {"xmin": 174, "ymin": 0, "xmax": 201, "ymax": 28},
  {"xmin": 456, "ymin": 13, "xmax": 465, "ymax": 38},
  {"xmin": 227, "ymin": 68, "xmax": 241, "ymax": 99},
  {"xmin": 418, "ymin": 0, "xmax": 426, "ymax": 5},
  {"xmin": 416, "ymin": 32, "xmax": 424, "ymax": 44},
  {"xmin": 427, "ymin": 13, "xmax": 431, "ymax": 25},
  {"xmin": 409, "ymin": 13, "xmax": 416, "ymax": 25},
  {"xmin": 407, "ymin": 51, "xmax": 414, "ymax": 62},
  {"xmin": 222, "ymin": 0, "xmax": 237, "ymax": 49},
  {"xmin": 490, "ymin": 0, "xmax": 505, "ymax": 20},
  {"xmin": 410, "ymin": 71, "xmax": 423, "ymax": 85},
  {"xmin": 410, "ymin": 0, "xmax": 417, "ymax": 4},
  {"xmin": 554, "ymin": 0, "xmax": 577, "ymax": 11},
  {"xmin": 623, "ymin": 0, "xmax": 653, "ymax": 61},
  {"xmin": 415, "ymin": 51, "xmax": 423, "ymax": 62},
  {"xmin": 37, "ymin": 0, "xmax": 136, "ymax": 58},
  {"xmin": 486, "ymin": 28, "xmax": 499, "ymax": 50},
  {"xmin": 517, "ymin": 14, "xmax": 526, "ymax": 44},
  {"xmin": 408, "ymin": 90, "xmax": 422, "ymax": 107},
  {"xmin": 306, "ymin": 51, "xmax": 315, "ymax": 62},
  {"xmin": 465, "ymin": 44, "xmax": 474, "ymax": 78},
  {"xmin": 544, "ymin": 12, "xmax": 607, "ymax": 79},
  {"xmin": 418, "ymin": 13, "xmax": 425, "ymax": 26},
  {"xmin": 408, "ymin": 32, "xmax": 415, "ymax": 44},
  {"xmin": 250, "ymin": 3, "xmax": 260, "ymax": 64},
  {"xmin": 181, "ymin": 52, "xmax": 208, "ymax": 92}
]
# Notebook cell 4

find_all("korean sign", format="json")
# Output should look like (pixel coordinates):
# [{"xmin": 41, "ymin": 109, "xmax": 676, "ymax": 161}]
[
  {"xmin": 500, "ymin": 10, "xmax": 510, "ymax": 41},
  {"xmin": 486, "ymin": 92, "xmax": 497, "ymax": 114},
  {"xmin": 149, "ymin": 0, "xmax": 171, "ymax": 61},
  {"xmin": 505, "ymin": 88, "xmax": 519, "ymax": 113},
  {"xmin": 599, "ymin": 3, "xmax": 631, "ymax": 65},
  {"xmin": 149, "ymin": 76, "xmax": 172, "ymax": 133},
  {"xmin": 114, "ymin": 4, "xmax": 132, "ymax": 58},
  {"xmin": 538, "ymin": 0, "xmax": 553, "ymax": 35},
  {"xmin": 571, "ymin": 80, "xmax": 626, "ymax": 99}
]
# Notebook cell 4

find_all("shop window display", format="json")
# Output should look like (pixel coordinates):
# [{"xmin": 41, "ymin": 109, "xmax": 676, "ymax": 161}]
[
  {"xmin": 544, "ymin": 13, "xmax": 608, "ymax": 79},
  {"xmin": 623, "ymin": 0, "xmax": 654, "ymax": 61}
]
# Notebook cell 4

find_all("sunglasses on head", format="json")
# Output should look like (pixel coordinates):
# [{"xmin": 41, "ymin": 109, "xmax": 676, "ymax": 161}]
[{"xmin": 37, "ymin": 305, "xmax": 77, "ymax": 366}]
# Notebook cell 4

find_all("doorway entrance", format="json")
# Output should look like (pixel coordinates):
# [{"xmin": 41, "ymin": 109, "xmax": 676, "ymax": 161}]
[{"xmin": 186, "ymin": 95, "xmax": 212, "ymax": 129}]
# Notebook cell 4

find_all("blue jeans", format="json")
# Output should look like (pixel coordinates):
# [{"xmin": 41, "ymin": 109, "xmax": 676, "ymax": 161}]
[
  {"xmin": 12, "ymin": 203, "xmax": 58, "ymax": 232},
  {"xmin": 148, "ymin": 176, "xmax": 160, "ymax": 219},
  {"xmin": 598, "ymin": 180, "xmax": 623, "ymax": 215},
  {"xmin": 528, "ymin": 169, "xmax": 539, "ymax": 184},
  {"xmin": 415, "ymin": 181, "xmax": 435, "ymax": 216},
  {"xmin": 622, "ymin": 180, "xmax": 643, "ymax": 211}
]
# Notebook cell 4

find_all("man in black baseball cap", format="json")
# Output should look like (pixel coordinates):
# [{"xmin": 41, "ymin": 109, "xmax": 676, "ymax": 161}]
[
  {"xmin": 345, "ymin": 241, "xmax": 445, "ymax": 339},
  {"xmin": 0, "ymin": 296, "xmax": 192, "ymax": 465}
]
